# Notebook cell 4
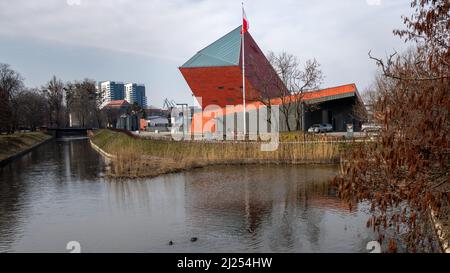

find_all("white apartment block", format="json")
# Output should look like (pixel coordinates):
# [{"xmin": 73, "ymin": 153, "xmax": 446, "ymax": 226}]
[
  {"xmin": 99, "ymin": 81, "xmax": 125, "ymax": 108},
  {"xmin": 125, "ymin": 83, "xmax": 147, "ymax": 108}
]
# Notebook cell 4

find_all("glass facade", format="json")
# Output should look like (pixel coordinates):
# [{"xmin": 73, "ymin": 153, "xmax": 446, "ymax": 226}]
[
  {"xmin": 100, "ymin": 81, "xmax": 125, "ymax": 102},
  {"xmin": 125, "ymin": 83, "xmax": 147, "ymax": 108},
  {"xmin": 99, "ymin": 81, "xmax": 147, "ymax": 108}
]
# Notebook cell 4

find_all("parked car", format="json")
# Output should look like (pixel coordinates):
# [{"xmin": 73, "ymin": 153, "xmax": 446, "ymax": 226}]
[
  {"xmin": 361, "ymin": 123, "xmax": 382, "ymax": 132},
  {"xmin": 308, "ymin": 123, "xmax": 333, "ymax": 133}
]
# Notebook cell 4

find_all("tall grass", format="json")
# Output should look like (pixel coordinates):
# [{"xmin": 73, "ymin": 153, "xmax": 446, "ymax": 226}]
[
  {"xmin": 0, "ymin": 132, "xmax": 51, "ymax": 161},
  {"xmin": 91, "ymin": 129, "xmax": 344, "ymax": 178}
]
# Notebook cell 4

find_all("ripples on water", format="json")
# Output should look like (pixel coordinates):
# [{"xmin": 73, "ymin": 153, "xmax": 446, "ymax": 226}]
[{"xmin": 0, "ymin": 139, "xmax": 375, "ymax": 252}]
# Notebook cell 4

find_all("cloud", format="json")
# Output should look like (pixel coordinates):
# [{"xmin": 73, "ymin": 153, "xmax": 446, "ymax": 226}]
[
  {"xmin": 366, "ymin": 0, "xmax": 382, "ymax": 6},
  {"xmin": 0, "ymin": 0, "xmax": 412, "ymax": 100},
  {"xmin": 0, "ymin": 0, "xmax": 243, "ymax": 62},
  {"xmin": 66, "ymin": 0, "xmax": 82, "ymax": 6}
]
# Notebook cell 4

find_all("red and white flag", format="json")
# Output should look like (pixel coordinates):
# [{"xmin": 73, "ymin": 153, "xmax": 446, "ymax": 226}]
[{"xmin": 242, "ymin": 7, "xmax": 249, "ymax": 34}]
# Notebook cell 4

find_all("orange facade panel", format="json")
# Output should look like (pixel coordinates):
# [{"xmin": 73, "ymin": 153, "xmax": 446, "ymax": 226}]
[
  {"xmin": 179, "ymin": 66, "xmax": 259, "ymax": 109},
  {"xmin": 302, "ymin": 84, "xmax": 357, "ymax": 101}
]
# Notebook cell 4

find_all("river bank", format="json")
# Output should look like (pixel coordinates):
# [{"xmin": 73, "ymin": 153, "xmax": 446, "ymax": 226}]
[
  {"xmin": 0, "ymin": 132, "xmax": 53, "ymax": 167},
  {"xmin": 90, "ymin": 129, "xmax": 349, "ymax": 178}
]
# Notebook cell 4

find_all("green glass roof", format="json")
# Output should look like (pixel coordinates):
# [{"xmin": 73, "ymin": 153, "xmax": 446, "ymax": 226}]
[{"xmin": 181, "ymin": 26, "xmax": 242, "ymax": 68}]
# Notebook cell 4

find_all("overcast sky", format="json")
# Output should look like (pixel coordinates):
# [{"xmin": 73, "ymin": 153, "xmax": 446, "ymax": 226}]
[{"xmin": 0, "ymin": 0, "xmax": 413, "ymax": 107}]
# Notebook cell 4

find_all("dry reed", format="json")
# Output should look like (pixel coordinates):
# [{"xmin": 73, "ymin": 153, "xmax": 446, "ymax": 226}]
[{"xmin": 91, "ymin": 129, "xmax": 346, "ymax": 178}]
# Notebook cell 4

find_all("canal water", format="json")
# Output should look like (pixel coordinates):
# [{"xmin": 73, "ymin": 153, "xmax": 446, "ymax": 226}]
[{"xmin": 0, "ymin": 139, "xmax": 375, "ymax": 252}]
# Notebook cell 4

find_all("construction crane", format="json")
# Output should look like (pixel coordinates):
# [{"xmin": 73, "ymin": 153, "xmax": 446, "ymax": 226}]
[
  {"xmin": 162, "ymin": 99, "xmax": 190, "ymax": 135},
  {"xmin": 163, "ymin": 98, "xmax": 182, "ymax": 128},
  {"xmin": 163, "ymin": 98, "xmax": 177, "ymax": 111}
]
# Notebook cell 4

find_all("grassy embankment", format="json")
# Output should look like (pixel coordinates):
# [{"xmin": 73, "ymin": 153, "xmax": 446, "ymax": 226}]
[
  {"xmin": 0, "ymin": 132, "xmax": 52, "ymax": 162},
  {"xmin": 91, "ymin": 129, "xmax": 351, "ymax": 178}
]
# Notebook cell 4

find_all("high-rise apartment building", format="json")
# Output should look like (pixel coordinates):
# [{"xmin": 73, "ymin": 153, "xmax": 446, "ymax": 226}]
[
  {"xmin": 125, "ymin": 83, "xmax": 147, "ymax": 108},
  {"xmin": 99, "ymin": 81, "xmax": 125, "ymax": 107},
  {"xmin": 98, "ymin": 81, "xmax": 147, "ymax": 109}
]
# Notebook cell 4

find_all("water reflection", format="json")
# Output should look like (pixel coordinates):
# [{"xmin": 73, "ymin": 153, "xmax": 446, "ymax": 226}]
[{"xmin": 0, "ymin": 139, "xmax": 374, "ymax": 252}]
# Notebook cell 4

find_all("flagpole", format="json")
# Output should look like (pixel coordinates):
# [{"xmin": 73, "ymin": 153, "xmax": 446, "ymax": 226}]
[{"xmin": 241, "ymin": 3, "xmax": 246, "ymax": 138}]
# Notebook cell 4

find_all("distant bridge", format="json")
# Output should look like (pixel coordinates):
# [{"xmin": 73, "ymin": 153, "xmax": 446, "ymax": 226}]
[{"xmin": 47, "ymin": 128, "xmax": 92, "ymax": 138}]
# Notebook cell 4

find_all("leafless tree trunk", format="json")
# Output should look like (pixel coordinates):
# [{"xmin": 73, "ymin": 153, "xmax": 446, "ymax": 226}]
[
  {"xmin": 267, "ymin": 52, "xmax": 297, "ymax": 131},
  {"xmin": 292, "ymin": 58, "xmax": 324, "ymax": 131},
  {"xmin": 43, "ymin": 76, "xmax": 65, "ymax": 128},
  {"xmin": 0, "ymin": 63, "xmax": 24, "ymax": 133},
  {"xmin": 267, "ymin": 52, "xmax": 323, "ymax": 132},
  {"xmin": 15, "ymin": 88, "xmax": 48, "ymax": 131},
  {"xmin": 65, "ymin": 79, "xmax": 103, "ymax": 128},
  {"xmin": 247, "ymin": 59, "xmax": 281, "ymax": 126}
]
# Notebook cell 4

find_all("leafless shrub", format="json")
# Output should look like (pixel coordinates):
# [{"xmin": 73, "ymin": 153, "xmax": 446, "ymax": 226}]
[{"xmin": 334, "ymin": 0, "xmax": 449, "ymax": 252}]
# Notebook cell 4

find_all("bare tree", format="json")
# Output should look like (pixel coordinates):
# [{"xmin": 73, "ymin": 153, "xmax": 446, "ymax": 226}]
[
  {"xmin": 335, "ymin": 0, "xmax": 449, "ymax": 252},
  {"xmin": 292, "ymin": 58, "xmax": 324, "ymax": 131},
  {"xmin": 247, "ymin": 56, "xmax": 285, "ymax": 126},
  {"xmin": 267, "ymin": 51, "xmax": 297, "ymax": 131},
  {"xmin": 0, "ymin": 63, "xmax": 24, "ymax": 133},
  {"xmin": 266, "ymin": 52, "xmax": 324, "ymax": 131},
  {"xmin": 104, "ymin": 108, "xmax": 123, "ymax": 128},
  {"xmin": 65, "ymin": 79, "xmax": 102, "ymax": 128},
  {"xmin": 42, "ymin": 76, "xmax": 65, "ymax": 128},
  {"xmin": 15, "ymin": 88, "xmax": 48, "ymax": 131},
  {"xmin": 350, "ymin": 84, "xmax": 378, "ymax": 124}
]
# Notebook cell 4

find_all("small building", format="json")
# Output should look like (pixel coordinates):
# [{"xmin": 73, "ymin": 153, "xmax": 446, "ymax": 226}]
[
  {"xmin": 102, "ymin": 99, "xmax": 131, "ymax": 110},
  {"xmin": 148, "ymin": 116, "xmax": 170, "ymax": 127},
  {"xmin": 301, "ymin": 84, "xmax": 365, "ymax": 132},
  {"xmin": 116, "ymin": 114, "xmax": 139, "ymax": 131},
  {"xmin": 145, "ymin": 105, "xmax": 169, "ymax": 117},
  {"xmin": 102, "ymin": 99, "xmax": 131, "ymax": 128},
  {"xmin": 141, "ymin": 115, "xmax": 170, "ymax": 132}
]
